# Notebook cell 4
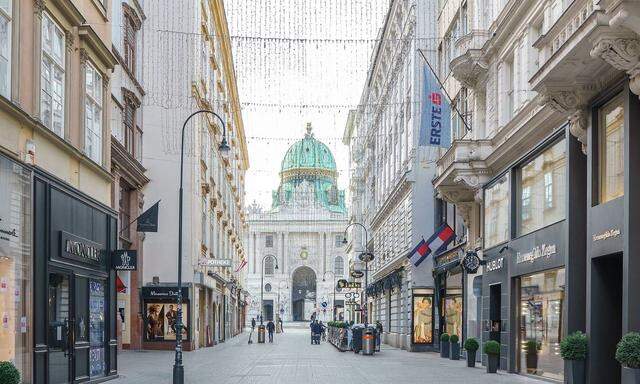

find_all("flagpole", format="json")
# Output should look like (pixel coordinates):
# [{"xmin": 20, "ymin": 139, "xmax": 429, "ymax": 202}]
[{"xmin": 417, "ymin": 48, "xmax": 472, "ymax": 133}]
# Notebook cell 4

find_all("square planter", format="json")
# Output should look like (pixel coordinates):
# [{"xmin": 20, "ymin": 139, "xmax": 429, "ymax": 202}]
[
  {"xmin": 450, "ymin": 342, "xmax": 460, "ymax": 360},
  {"xmin": 440, "ymin": 341, "xmax": 450, "ymax": 358},
  {"xmin": 564, "ymin": 360, "xmax": 585, "ymax": 384},
  {"xmin": 466, "ymin": 350, "xmax": 477, "ymax": 368},
  {"xmin": 486, "ymin": 354, "xmax": 499, "ymax": 373},
  {"xmin": 623, "ymin": 367, "xmax": 640, "ymax": 384}
]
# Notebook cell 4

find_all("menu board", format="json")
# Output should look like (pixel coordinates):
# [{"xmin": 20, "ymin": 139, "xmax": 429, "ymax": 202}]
[{"xmin": 89, "ymin": 280, "xmax": 105, "ymax": 378}]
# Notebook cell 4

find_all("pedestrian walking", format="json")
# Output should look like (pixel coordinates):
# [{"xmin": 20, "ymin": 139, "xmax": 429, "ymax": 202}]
[
  {"xmin": 375, "ymin": 321, "xmax": 383, "ymax": 349},
  {"xmin": 266, "ymin": 320, "xmax": 275, "ymax": 342},
  {"xmin": 278, "ymin": 317, "xmax": 284, "ymax": 333},
  {"xmin": 320, "ymin": 321, "xmax": 327, "ymax": 341},
  {"xmin": 251, "ymin": 317, "xmax": 256, "ymax": 330}
]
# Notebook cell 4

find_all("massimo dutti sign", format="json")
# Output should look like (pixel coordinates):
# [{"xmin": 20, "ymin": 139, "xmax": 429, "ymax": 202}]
[{"xmin": 60, "ymin": 231, "xmax": 104, "ymax": 266}]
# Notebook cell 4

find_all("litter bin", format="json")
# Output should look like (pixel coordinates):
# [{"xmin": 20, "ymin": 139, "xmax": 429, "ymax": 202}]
[
  {"xmin": 257, "ymin": 325, "xmax": 266, "ymax": 344},
  {"xmin": 362, "ymin": 326, "xmax": 376, "ymax": 355},
  {"xmin": 351, "ymin": 324, "xmax": 364, "ymax": 353}
]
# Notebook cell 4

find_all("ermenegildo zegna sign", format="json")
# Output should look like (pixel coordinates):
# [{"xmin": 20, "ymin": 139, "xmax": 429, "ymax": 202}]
[{"xmin": 60, "ymin": 231, "xmax": 104, "ymax": 266}]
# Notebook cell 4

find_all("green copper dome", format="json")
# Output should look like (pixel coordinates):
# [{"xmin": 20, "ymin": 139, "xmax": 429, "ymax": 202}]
[
  {"xmin": 271, "ymin": 123, "xmax": 346, "ymax": 214},
  {"xmin": 280, "ymin": 123, "xmax": 337, "ymax": 177}
]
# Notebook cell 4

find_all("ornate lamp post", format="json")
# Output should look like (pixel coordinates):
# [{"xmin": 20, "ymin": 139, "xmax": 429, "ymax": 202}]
[
  {"xmin": 260, "ymin": 255, "xmax": 278, "ymax": 324},
  {"xmin": 342, "ymin": 222, "xmax": 374, "ymax": 326},
  {"xmin": 322, "ymin": 270, "xmax": 337, "ymax": 321},
  {"xmin": 175, "ymin": 110, "xmax": 229, "ymax": 384}
]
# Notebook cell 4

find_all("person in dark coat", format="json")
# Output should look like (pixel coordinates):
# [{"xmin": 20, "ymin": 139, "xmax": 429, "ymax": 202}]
[
  {"xmin": 251, "ymin": 318, "xmax": 256, "ymax": 330},
  {"xmin": 266, "ymin": 320, "xmax": 275, "ymax": 342}
]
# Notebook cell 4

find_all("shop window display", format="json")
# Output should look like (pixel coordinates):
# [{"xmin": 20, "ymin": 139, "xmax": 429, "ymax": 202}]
[
  {"xmin": 599, "ymin": 94, "xmax": 624, "ymax": 203},
  {"xmin": 519, "ymin": 268, "xmax": 565, "ymax": 381},
  {"xmin": 145, "ymin": 302, "xmax": 189, "ymax": 341},
  {"xmin": 89, "ymin": 280, "xmax": 106, "ymax": 378},
  {"xmin": 412, "ymin": 292, "xmax": 433, "ymax": 344},
  {"xmin": 0, "ymin": 156, "xmax": 32, "ymax": 383},
  {"xmin": 484, "ymin": 174, "xmax": 510, "ymax": 248}
]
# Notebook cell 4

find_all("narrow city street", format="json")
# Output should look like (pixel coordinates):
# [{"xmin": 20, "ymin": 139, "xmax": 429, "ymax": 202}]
[{"xmin": 114, "ymin": 326, "xmax": 545, "ymax": 384}]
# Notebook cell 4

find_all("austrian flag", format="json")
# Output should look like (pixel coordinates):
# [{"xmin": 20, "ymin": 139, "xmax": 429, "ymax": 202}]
[{"xmin": 407, "ymin": 224, "xmax": 456, "ymax": 267}]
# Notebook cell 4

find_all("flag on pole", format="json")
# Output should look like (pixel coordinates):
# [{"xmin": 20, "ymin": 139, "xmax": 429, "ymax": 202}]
[
  {"xmin": 116, "ymin": 274, "xmax": 127, "ymax": 293},
  {"xmin": 407, "ymin": 224, "xmax": 456, "ymax": 267},
  {"xmin": 136, "ymin": 201, "xmax": 160, "ymax": 232},
  {"xmin": 235, "ymin": 259, "xmax": 248, "ymax": 273},
  {"xmin": 419, "ymin": 64, "xmax": 452, "ymax": 148}
]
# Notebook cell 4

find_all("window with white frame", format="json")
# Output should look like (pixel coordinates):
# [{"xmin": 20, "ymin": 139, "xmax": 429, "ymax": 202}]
[
  {"xmin": 41, "ymin": 13, "xmax": 65, "ymax": 136},
  {"xmin": 85, "ymin": 63, "xmax": 103, "ymax": 163},
  {"xmin": 334, "ymin": 256, "xmax": 344, "ymax": 276},
  {"xmin": 0, "ymin": 0, "xmax": 11, "ymax": 98}
]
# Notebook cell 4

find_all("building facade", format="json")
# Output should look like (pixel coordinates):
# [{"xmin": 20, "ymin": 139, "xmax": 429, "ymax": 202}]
[
  {"xmin": 345, "ymin": 0, "xmax": 441, "ymax": 351},
  {"xmin": 142, "ymin": 0, "xmax": 249, "ymax": 351},
  {"xmin": 432, "ymin": 0, "xmax": 640, "ymax": 382},
  {"xmin": 0, "ymin": 0, "xmax": 121, "ymax": 382},
  {"xmin": 109, "ymin": 0, "xmax": 149, "ymax": 352},
  {"xmin": 246, "ymin": 125, "xmax": 348, "ymax": 324}
]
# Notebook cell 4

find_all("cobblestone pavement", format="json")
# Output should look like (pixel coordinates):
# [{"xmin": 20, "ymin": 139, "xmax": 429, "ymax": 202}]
[{"xmin": 114, "ymin": 328, "xmax": 547, "ymax": 384}]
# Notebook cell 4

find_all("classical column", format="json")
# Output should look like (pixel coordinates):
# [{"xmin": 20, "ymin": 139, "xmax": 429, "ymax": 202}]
[
  {"xmin": 64, "ymin": 30, "xmax": 73, "ymax": 142},
  {"xmin": 32, "ymin": 0, "xmax": 45, "ymax": 120},
  {"xmin": 282, "ymin": 232, "xmax": 288, "ymax": 273}
]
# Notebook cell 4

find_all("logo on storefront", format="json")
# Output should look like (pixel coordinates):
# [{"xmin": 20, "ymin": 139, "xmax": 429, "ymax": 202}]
[
  {"xmin": 516, "ymin": 244, "xmax": 556, "ymax": 264},
  {"xmin": 592, "ymin": 228, "xmax": 621, "ymax": 242},
  {"xmin": 461, "ymin": 251, "xmax": 481, "ymax": 274},
  {"xmin": 337, "ymin": 279, "xmax": 361, "ymax": 289},
  {"xmin": 485, "ymin": 257, "xmax": 504, "ymax": 272},
  {"xmin": 112, "ymin": 250, "xmax": 138, "ymax": 270},
  {"xmin": 60, "ymin": 231, "xmax": 104, "ymax": 266}
]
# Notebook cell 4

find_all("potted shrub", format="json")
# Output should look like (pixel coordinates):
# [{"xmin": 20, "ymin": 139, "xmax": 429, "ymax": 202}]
[
  {"xmin": 0, "ymin": 361, "xmax": 20, "ymax": 384},
  {"xmin": 440, "ymin": 333, "xmax": 450, "ymax": 358},
  {"xmin": 616, "ymin": 332, "xmax": 640, "ymax": 383},
  {"xmin": 561, "ymin": 331, "xmax": 587, "ymax": 384},
  {"xmin": 484, "ymin": 340, "xmax": 500, "ymax": 373},
  {"xmin": 464, "ymin": 338, "xmax": 479, "ymax": 368},
  {"xmin": 449, "ymin": 334, "xmax": 460, "ymax": 360},
  {"xmin": 524, "ymin": 339, "xmax": 540, "ymax": 374}
]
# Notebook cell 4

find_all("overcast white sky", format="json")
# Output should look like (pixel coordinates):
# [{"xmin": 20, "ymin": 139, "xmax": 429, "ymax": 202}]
[{"xmin": 226, "ymin": 0, "xmax": 389, "ymax": 209}]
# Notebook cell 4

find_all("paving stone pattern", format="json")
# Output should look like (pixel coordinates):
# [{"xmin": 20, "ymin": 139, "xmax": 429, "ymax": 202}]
[{"xmin": 114, "ymin": 328, "xmax": 547, "ymax": 384}]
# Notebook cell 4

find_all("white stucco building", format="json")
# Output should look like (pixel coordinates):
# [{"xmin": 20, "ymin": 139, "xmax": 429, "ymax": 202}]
[{"xmin": 246, "ymin": 124, "xmax": 348, "ymax": 323}]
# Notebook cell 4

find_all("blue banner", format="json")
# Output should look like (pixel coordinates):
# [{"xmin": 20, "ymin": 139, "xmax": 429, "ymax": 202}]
[{"xmin": 419, "ymin": 65, "xmax": 451, "ymax": 148}]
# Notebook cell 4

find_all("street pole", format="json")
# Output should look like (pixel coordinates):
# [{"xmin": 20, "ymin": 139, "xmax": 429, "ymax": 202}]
[{"xmin": 175, "ymin": 110, "xmax": 229, "ymax": 384}]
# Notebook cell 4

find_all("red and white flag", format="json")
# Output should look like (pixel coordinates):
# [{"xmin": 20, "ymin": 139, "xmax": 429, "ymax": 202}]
[
  {"xmin": 235, "ymin": 259, "xmax": 248, "ymax": 273},
  {"xmin": 407, "ymin": 223, "xmax": 456, "ymax": 267}
]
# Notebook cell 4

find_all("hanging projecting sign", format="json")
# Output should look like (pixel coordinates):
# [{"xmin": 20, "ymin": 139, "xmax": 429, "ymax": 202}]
[
  {"xmin": 461, "ymin": 251, "xmax": 481, "ymax": 274},
  {"xmin": 351, "ymin": 270, "xmax": 364, "ymax": 279},
  {"xmin": 199, "ymin": 258, "xmax": 233, "ymax": 268},
  {"xmin": 337, "ymin": 279, "xmax": 362, "ymax": 289},
  {"xmin": 112, "ymin": 250, "xmax": 137, "ymax": 270}
]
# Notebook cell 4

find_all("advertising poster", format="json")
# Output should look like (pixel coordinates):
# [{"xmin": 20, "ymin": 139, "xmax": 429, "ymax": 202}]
[
  {"xmin": 412, "ymin": 295, "xmax": 433, "ymax": 344},
  {"xmin": 145, "ymin": 303, "xmax": 188, "ymax": 341}
]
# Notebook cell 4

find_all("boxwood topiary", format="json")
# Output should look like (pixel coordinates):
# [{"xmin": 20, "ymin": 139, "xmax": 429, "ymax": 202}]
[
  {"xmin": 0, "ymin": 361, "xmax": 20, "ymax": 384},
  {"xmin": 484, "ymin": 340, "xmax": 500, "ymax": 356},
  {"xmin": 560, "ymin": 331, "xmax": 588, "ymax": 361},
  {"xmin": 616, "ymin": 332, "xmax": 640, "ymax": 368},
  {"xmin": 464, "ymin": 338, "xmax": 479, "ymax": 351},
  {"xmin": 449, "ymin": 334, "xmax": 459, "ymax": 344},
  {"xmin": 440, "ymin": 333, "xmax": 450, "ymax": 342},
  {"xmin": 525, "ymin": 339, "xmax": 540, "ymax": 355}
]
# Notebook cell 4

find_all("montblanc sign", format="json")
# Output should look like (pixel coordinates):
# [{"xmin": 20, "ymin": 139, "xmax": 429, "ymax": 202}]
[
  {"xmin": 60, "ymin": 231, "xmax": 104, "ymax": 266},
  {"xmin": 516, "ymin": 244, "xmax": 557, "ymax": 264}
]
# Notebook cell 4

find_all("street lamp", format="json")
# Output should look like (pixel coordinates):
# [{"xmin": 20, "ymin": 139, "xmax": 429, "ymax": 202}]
[
  {"xmin": 260, "ymin": 255, "xmax": 278, "ymax": 325},
  {"xmin": 175, "ymin": 110, "xmax": 228, "ymax": 384},
  {"xmin": 322, "ymin": 270, "xmax": 337, "ymax": 321},
  {"xmin": 343, "ymin": 222, "xmax": 374, "ymax": 326}
]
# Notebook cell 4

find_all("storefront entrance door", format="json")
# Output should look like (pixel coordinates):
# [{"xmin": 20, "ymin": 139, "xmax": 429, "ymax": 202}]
[{"xmin": 48, "ymin": 271, "xmax": 73, "ymax": 384}]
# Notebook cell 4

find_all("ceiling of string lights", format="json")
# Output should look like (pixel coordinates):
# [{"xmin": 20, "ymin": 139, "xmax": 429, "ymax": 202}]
[{"xmin": 226, "ymin": 0, "xmax": 390, "ymax": 209}]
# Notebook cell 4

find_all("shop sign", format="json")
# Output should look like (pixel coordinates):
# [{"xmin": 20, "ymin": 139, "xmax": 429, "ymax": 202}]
[
  {"xmin": 0, "ymin": 218, "xmax": 18, "ymax": 243},
  {"xmin": 60, "ymin": 231, "xmax": 104, "ymax": 266},
  {"xmin": 351, "ymin": 270, "xmax": 364, "ymax": 278},
  {"xmin": 592, "ymin": 228, "xmax": 621, "ymax": 242},
  {"xmin": 337, "ymin": 279, "xmax": 361, "ymax": 289},
  {"xmin": 485, "ymin": 257, "xmax": 504, "ymax": 272},
  {"xmin": 142, "ymin": 286, "xmax": 189, "ymax": 300},
  {"xmin": 112, "ymin": 250, "xmax": 137, "ymax": 270},
  {"xmin": 516, "ymin": 243, "xmax": 556, "ymax": 264},
  {"xmin": 435, "ymin": 249, "xmax": 460, "ymax": 268},
  {"xmin": 199, "ymin": 258, "xmax": 232, "ymax": 268},
  {"xmin": 461, "ymin": 251, "xmax": 481, "ymax": 274}
]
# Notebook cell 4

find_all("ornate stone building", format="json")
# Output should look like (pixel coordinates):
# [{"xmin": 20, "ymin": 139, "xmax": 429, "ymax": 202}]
[{"xmin": 247, "ymin": 124, "xmax": 348, "ymax": 323}]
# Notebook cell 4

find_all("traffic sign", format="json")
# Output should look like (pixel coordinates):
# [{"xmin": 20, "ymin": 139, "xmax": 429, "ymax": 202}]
[{"xmin": 321, "ymin": 301, "xmax": 328, "ymax": 308}]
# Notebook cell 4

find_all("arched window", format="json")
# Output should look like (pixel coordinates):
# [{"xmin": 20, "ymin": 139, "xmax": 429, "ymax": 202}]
[
  {"xmin": 264, "ymin": 283, "xmax": 272, "ymax": 292},
  {"xmin": 264, "ymin": 256, "xmax": 275, "ymax": 275},
  {"xmin": 334, "ymin": 256, "xmax": 344, "ymax": 276}
]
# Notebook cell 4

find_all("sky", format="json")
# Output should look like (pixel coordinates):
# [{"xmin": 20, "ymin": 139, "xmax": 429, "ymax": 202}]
[{"xmin": 226, "ymin": 0, "xmax": 390, "ymax": 209}]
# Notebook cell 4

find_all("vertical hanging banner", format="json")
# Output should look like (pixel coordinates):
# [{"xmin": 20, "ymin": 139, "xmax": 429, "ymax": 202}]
[{"xmin": 419, "ymin": 65, "xmax": 451, "ymax": 148}]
